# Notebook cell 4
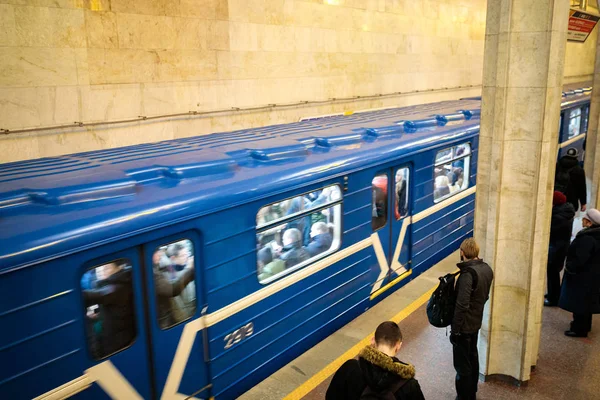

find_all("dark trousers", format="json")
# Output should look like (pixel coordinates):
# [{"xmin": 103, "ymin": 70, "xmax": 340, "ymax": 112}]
[
  {"xmin": 547, "ymin": 244, "xmax": 567, "ymax": 304},
  {"xmin": 452, "ymin": 332, "xmax": 479, "ymax": 400},
  {"xmin": 572, "ymin": 313, "xmax": 592, "ymax": 334}
]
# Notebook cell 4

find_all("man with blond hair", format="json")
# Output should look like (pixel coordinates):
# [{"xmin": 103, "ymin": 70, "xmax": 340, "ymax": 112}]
[{"xmin": 451, "ymin": 238, "xmax": 493, "ymax": 400}]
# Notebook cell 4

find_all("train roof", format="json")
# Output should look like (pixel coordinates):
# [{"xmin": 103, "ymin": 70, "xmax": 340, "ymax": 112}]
[
  {"xmin": 561, "ymin": 81, "xmax": 592, "ymax": 109},
  {"xmin": 0, "ymin": 99, "xmax": 484, "ymax": 270}
]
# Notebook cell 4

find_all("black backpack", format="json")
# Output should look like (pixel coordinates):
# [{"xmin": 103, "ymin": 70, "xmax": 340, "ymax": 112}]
[
  {"xmin": 360, "ymin": 379, "xmax": 407, "ymax": 400},
  {"xmin": 554, "ymin": 164, "xmax": 573, "ymax": 194},
  {"xmin": 427, "ymin": 268, "xmax": 478, "ymax": 328}
]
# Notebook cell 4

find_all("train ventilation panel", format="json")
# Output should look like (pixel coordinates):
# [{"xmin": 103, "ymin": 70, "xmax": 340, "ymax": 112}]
[
  {"xmin": 461, "ymin": 109, "xmax": 481, "ymax": 120},
  {"xmin": 365, "ymin": 124, "xmax": 404, "ymax": 138},
  {"xmin": 125, "ymin": 150, "xmax": 236, "ymax": 183},
  {"xmin": 403, "ymin": 117, "xmax": 439, "ymax": 133},
  {"xmin": 0, "ymin": 169, "xmax": 136, "ymax": 211},
  {"xmin": 314, "ymin": 128, "xmax": 368, "ymax": 148}
]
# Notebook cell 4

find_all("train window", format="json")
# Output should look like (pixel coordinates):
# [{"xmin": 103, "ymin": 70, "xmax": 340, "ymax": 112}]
[
  {"xmin": 81, "ymin": 259, "xmax": 136, "ymax": 360},
  {"xmin": 372, "ymin": 173, "xmax": 388, "ymax": 230},
  {"xmin": 395, "ymin": 168, "xmax": 409, "ymax": 220},
  {"xmin": 568, "ymin": 108, "xmax": 582, "ymax": 139},
  {"xmin": 256, "ymin": 185, "xmax": 342, "ymax": 284},
  {"xmin": 434, "ymin": 143, "xmax": 471, "ymax": 203},
  {"xmin": 151, "ymin": 239, "xmax": 196, "ymax": 329}
]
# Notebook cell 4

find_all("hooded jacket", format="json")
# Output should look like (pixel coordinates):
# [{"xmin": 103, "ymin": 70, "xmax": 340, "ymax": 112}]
[
  {"xmin": 326, "ymin": 346, "xmax": 425, "ymax": 400},
  {"xmin": 556, "ymin": 156, "xmax": 587, "ymax": 210},
  {"xmin": 83, "ymin": 268, "xmax": 135, "ymax": 357},
  {"xmin": 559, "ymin": 225, "xmax": 600, "ymax": 315},
  {"xmin": 452, "ymin": 259, "xmax": 494, "ymax": 334}
]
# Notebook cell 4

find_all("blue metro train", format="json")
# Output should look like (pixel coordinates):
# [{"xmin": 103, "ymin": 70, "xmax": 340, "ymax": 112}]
[{"xmin": 0, "ymin": 82, "xmax": 590, "ymax": 400}]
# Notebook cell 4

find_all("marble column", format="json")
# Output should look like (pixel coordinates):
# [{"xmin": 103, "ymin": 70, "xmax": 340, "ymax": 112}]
[
  {"xmin": 475, "ymin": 0, "xmax": 569, "ymax": 383},
  {"xmin": 585, "ymin": 27, "xmax": 600, "ymax": 208}
]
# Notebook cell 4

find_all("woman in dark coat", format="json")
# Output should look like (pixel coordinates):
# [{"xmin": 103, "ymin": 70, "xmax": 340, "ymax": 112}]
[
  {"xmin": 545, "ymin": 191, "xmax": 575, "ymax": 306},
  {"xmin": 559, "ymin": 208, "xmax": 600, "ymax": 337}
]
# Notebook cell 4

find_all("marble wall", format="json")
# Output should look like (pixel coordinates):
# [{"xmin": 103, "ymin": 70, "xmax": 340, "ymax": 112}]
[
  {"xmin": 0, "ymin": 0, "xmax": 489, "ymax": 163},
  {"xmin": 0, "ymin": 0, "xmax": 512, "ymax": 163}
]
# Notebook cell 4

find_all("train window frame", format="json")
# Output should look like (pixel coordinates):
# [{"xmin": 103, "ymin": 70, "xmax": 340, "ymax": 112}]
[
  {"xmin": 79, "ymin": 258, "xmax": 137, "ymax": 361},
  {"xmin": 433, "ymin": 143, "xmax": 471, "ymax": 204},
  {"xmin": 256, "ymin": 184, "xmax": 343, "ymax": 285},
  {"xmin": 372, "ymin": 171, "xmax": 389, "ymax": 231},
  {"xmin": 151, "ymin": 238, "xmax": 197, "ymax": 330}
]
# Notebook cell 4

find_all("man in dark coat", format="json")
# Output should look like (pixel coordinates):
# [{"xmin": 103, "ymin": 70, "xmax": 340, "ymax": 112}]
[
  {"xmin": 559, "ymin": 208, "xmax": 600, "ymax": 337},
  {"xmin": 306, "ymin": 222, "xmax": 333, "ymax": 257},
  {"xmin": 326, "ymin": 321, "xmax": 425, "ymax": 400},
  {"xmin": 280, "ymin": 228, "xmax": 310, "ymax": 267},
  {"xmin": 83, "ymin": 262, "xmax": 135, "ymax": 358},
  {"xmin": 545, "ymin": 191, "xmax": 575, "ymax": 306},
  {"xmin": 555, "ymin": 148, "xmax": 587, "ymax": 212},
  {"xmin": 451, "ymin": 238, "xmax": 494, "ymax": 400}
]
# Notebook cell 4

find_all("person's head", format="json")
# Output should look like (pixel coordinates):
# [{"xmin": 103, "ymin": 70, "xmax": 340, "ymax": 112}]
[
  {"xmin": 257, "ymin": 246, "xmax": 273, "ymax": 268},
  {"xmin": 566, "ymin": 148, "xmax": 578, "ymax": 158},
  {"xmin": 96, "ymin": 262, "xmax": 122, "ymax": 280},
  {"xmin": 168, "ymin": 243, "xmax": 191, "ymax": 266},
  {"xmin": 553, "ymin": 191, "xmax": 567, "ymax": 207},
  {"xmin": 583, "ymin": 208, "xmax": 600, "ymax": 228},
  {"xmin": 371, "ymin": 321, "xmax": 403, "ymax": 356},
  {"xmin": 310, "ymin": 222, "xmax": 328, "ymax": 238},
  {"xmin": 460, "ymin": 238, "xmax": 480, "ymax": 261},
  {"xmin": 283, "ymin": 228, "xmax": 302, "ymax": 247}
]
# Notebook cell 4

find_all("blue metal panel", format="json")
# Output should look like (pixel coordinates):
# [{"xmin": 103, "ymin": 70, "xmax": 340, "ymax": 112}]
[{"xmin": 208, "ymin": 252, "xmax": 372, "ymax": 398}]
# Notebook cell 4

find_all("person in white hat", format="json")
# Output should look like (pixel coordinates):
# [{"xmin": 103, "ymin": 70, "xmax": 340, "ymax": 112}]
[{"xmin": 559, "ymin": 208, "xmax": 600, "ymax": 337}]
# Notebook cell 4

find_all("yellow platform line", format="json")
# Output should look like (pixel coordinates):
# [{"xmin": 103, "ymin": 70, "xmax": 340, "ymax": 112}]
[
  {"xmin": 370, "ymin": 269, "xmax": 412, "ymax": 300},
  {"xmin": 283, "ymin": 283, "xmax": 438, "ymax": 400}
]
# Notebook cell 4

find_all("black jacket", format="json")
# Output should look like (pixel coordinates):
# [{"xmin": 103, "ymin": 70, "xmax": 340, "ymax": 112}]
[
  {"xmin": 280, "ymin": 243, "xmax": 310, "ymax": 267},
  {"xmin": 559, "ymin": 226, "xmax": 600, "ymax": 315},
  {"xmin": 326, "ymin": 346, "xmax": 425, "ymax": 400},
  {"xmin": 83, "ymin": 268, "xmax": 135, "ymax": 357},
  {"xmin": 556, "ymin": 156, "xmax": 587, "ymax": 210},
  {"xmin": 549, "ymin": 202, "xmax": 575, "ymax": 247},
  {"xmin": 452, "ymin": 259, "xmax": 494, "ymax": 334}
]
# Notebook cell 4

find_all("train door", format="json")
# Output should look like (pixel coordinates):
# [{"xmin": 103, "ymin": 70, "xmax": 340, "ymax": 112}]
[
  {"xmin": 79, "ymin": 248, "xmax": 154, "ymax": 399},
  {"xmin": 389, "ymin": 165, "xmax": 412, "ymax": 280},
  {"xmin": 142, "ymin": 231, "xmax": 210, "ymax": 399},
  {"xmin": 370, "ymin": 164, "xmax": 412, "ymax": 293}
]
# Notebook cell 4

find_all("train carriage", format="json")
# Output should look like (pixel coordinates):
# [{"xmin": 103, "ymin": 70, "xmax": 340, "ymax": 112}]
[{"xmin": 0, "ymin": 100, "xmax": 481, "ymax": 399}]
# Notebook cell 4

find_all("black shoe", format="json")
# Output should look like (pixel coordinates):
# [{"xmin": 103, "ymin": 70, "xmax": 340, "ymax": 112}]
[
  {"xmin": 544, "ymin": 299, "xmax": 557, "ymax": 307},
  {"xmin": 565, "ymin": 330, "xmax": 587, "ymax": 338}
]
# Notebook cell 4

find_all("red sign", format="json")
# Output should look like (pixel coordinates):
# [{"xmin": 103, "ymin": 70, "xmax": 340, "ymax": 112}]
[{"xmin": 568, "ymin": 9, "xmax": 600, "ymax": 42}]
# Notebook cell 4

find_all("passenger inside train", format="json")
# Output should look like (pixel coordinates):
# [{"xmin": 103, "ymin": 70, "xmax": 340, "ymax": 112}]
[
  {"xmin": 82, "ymin": 260, "xmax": 136, "ymax": 359},
  {"xmin": 152, "ymin": 240, "xmax": 197, "ymax": 329},
  {"xmin": 256, "ymin": 186, "xmax": 341, "ymax": 283}
]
